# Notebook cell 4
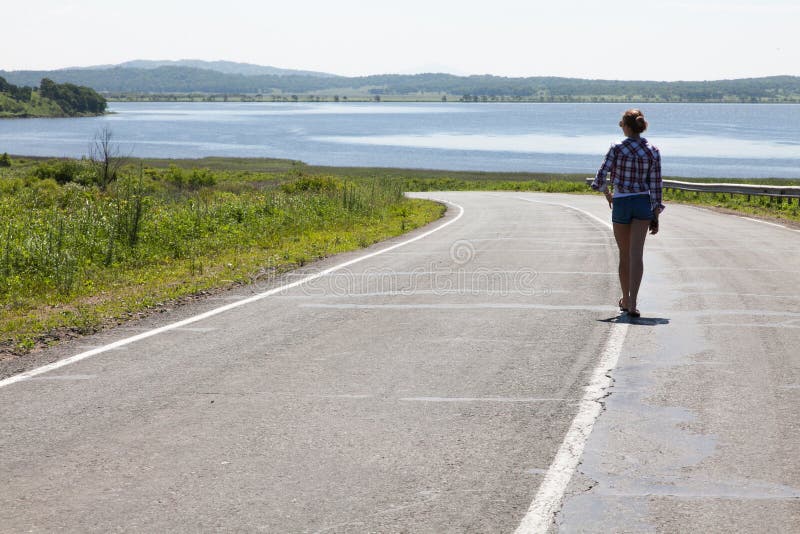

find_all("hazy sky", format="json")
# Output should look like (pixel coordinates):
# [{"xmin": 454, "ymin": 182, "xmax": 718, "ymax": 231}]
[{"xmin": 4, "ymin": 0, "xmax": 798, "ymax": 80}]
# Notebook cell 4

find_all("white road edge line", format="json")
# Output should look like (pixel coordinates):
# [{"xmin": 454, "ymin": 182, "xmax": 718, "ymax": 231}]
[
  {"xmin": 689, "ymin": 205, "xmax": 800, "ymax": 234},
  {"xmin": 516, "ymin": 196, "xmax": 613, "ymax": 230},
  {"xmin": 0, "ymin": 198, "xmax": 464, "ymax": 390},
  {"xmin": 514, "ymin": 324, "xmax": 629, "ymax": 533},
  {"xmin": 738, "ymin": 216, "xmax": 800, "ymax": 233},
  {"xmin": 515, "ymin": 196, "xmax": 629, "ymax": 533}
]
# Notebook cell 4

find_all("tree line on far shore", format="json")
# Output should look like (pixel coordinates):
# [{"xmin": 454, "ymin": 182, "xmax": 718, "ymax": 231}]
[
  {"xmin": 3, "ymin": 67, "xmax": 800, "ymax": 103},
  {"xmin": 0, "ymin": 77, "xmax": 107, "ymax": 117}
]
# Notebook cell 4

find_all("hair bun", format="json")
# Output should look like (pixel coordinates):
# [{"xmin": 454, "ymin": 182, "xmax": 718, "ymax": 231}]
[{"xmin": 621, "ymin": 109, "xmax": 648, "ymax": 134}]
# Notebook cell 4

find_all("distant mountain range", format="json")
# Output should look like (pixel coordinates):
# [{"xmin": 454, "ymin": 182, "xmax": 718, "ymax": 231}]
[
  {"xmin": 1, "ymin": 61, "xmax": 799, "ymax": 103},
  {"xmin": 61, "ymin": 59, "xmax": 336, "ymax": 78}
]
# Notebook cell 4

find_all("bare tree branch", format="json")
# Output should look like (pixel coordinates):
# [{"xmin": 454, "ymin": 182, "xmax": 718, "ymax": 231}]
[{"xmin": 89, "ymin": 127, "xmax": 124, "ymax": 191}]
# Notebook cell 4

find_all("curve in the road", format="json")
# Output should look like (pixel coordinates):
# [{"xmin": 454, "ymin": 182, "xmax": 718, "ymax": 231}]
[{"xmin": 0, "ymin": 198, "xmax": 464, "ymax": 390}]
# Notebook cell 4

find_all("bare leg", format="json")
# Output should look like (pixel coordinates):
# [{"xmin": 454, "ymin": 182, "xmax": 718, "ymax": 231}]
[
  {"xmin": 627, "ymin": 219, "xmax": 650, "ymax": 312},
  {"xmin": 613, "ymin": 223, "xmax": 631, "ymax": 309}
]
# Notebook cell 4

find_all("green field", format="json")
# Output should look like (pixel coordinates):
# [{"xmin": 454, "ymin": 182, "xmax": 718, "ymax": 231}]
[{"xmin": 0, "ymin": 154, "xmax": 798, "ymax": 356}]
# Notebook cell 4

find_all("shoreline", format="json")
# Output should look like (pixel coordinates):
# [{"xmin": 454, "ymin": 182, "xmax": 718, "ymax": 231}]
[
  {"xmin": 5, "ymin": 154, "xmax": 800, "ymax": 185},
  {"xmin": 104, "ymin": 96, "xmax": 800, "ymax": 104},
  {"xmin": 0, "ymin": 111, "xmax": 109, "ymax": 120}
]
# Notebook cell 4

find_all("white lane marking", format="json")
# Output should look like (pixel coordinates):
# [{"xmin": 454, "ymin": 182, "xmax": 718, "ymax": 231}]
[
  {"xmin": 686, "ymin": 291, "xmax": 800, "ymax": 300},
  {"xmin": 515, "ymin": 323, "xmax": 629, "ymax": 534},
  {"xmin": 301, "ymin": 303, "xmax": 614, "ymax": 312},
  {"xmin": 434, "ymin": 236, "xmax": 610, "ymax": 242},
  {"xmin": 282, "ymin": 270, "xmax": 615, "ymax": 276},
  {"xmin": 281, "ymin": 289, "xmax": 570, "ymax": 298},
  {"xmin": 536, "ymin": 271, "xmax": 616, "ymax": 276},
  {"xmin": 515, "ymin": 195, "xmax": 631, "ymax": 533},
  {"xmin": 689, "ymin": 205, "xmax": 799, "ymax": 235},
  {"xmin": 315, "ymin": 394, "xmax": 373, "ymax": 399},
  {"xmin": 442, "ymin": 229, "xmax": 600, "ymax": 238},
  {"xmin": 738, "ymin": 216, "xmax": 800, "ymax": 233},
  {"xmin": 399, "ymin": 397, "xmax": 574, "ymax": 403},
  {"xmin": 674, "ymin": 309, "xmax": 800, "ymax": 318},
  {"xmin": 28, "ymin": 375, "xmax": 96, "ymax": 381},
  {"xmin": 382, "ymin": 247, "xmax": 607, "ymax": 254},
  {"xmin": 516, "ymin": 196, "xmax": 614, "ymax": 230},
  {"xmin": 703, "ymin": 323, "xmax": 800, "ymax": 329},
  {"xmin": 648, "ymin": 246, "xmax": 800, "ymax": 253},
  {"xmin": 75, "ymin": 345, "xmax": 126, "ymax": 351},
  {"xmin": 663, "ymin": 267, "xmax": 800, "ymax": 274},
  {"xmin": 0, "ymin": 198, "xmax": 465, "ymax": 390}
]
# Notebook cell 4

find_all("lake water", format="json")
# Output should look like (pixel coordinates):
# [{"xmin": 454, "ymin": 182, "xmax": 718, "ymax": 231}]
[{"xmin": 1, "ymin": 102, "xmax": 799, "ymax": 178}]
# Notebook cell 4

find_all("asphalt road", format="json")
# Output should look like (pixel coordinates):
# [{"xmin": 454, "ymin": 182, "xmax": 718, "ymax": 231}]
[{"xmin": 1, "ymin": 192, "xmax": 799, "ymax": 533}]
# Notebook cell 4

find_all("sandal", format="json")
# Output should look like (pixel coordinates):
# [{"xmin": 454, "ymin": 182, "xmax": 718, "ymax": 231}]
[
  {"xmin": 628, "ymin": 309, "xmax": 641, "ymax": 318},
  {"xmin": 618, "ymin": 298, "xmax": 628, "ymax": 313}
]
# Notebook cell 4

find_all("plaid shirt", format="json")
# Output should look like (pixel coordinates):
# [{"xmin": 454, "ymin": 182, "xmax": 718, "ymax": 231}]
[{"xmin": 591, "ymin": 137, "xmax": 664, "ymax": 212}]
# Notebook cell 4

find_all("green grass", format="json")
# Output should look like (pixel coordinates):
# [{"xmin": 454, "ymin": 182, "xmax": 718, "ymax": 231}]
[
  {"xmin": 664, "ymin": 189, "xmax": 800, "ymax": 222},
  {"xmin": 300, "ymin": 166, "xmax": 591, "ymax": 194},
  {"xmin": 0, "ymin": 159, "xmax": 444, "ymax": 354},
  {"xmin": 132, "ymin": 156, "xmax": 303, "ymax": 173}
]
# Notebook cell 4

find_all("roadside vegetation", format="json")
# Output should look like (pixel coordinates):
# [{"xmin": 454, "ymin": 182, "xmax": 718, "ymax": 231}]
[
  {"xmin": 302, "ymin": 167, "xmax": 592, "ymax": 194},
  {"xmin": 0, "ymin": 154, "xmax": 442, "ymax": 355},
  {"xmin": 662, "ymin": 187, "xmax": 800, "ymax": 222},
  {"xmin": 297, "ymin": 166, "xmax": 800, "ymax": 222},
  {"xmin": 113, "ymin": 160, "xmax": 800, "ymax": 221},
  {"xmin": 1, "ymin": 150, "xmax": 797, "ymax": 356}
]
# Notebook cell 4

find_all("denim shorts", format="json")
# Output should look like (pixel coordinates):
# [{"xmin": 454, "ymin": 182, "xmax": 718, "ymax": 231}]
[{"xmin": 612, "ymin": 194, "xmax": 654, "ymax": 224}]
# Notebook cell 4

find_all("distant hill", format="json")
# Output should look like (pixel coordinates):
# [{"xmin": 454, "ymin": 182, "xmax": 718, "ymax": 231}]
[
  {"xmin": 0, "ymin": 76, "xmax": 106, "ymax": 118},
  {"xmin": 1, "ymin": 65, "xmax": 799, "ymax": 103},
  {"xmin": 65, "ymin": 59, "xmax": 336, "ymax": 78}
]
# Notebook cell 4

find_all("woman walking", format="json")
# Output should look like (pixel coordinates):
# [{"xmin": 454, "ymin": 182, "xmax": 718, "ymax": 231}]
[{"xmin": 591, "ymin": 109, "xmax": 664, "ymax": 318}]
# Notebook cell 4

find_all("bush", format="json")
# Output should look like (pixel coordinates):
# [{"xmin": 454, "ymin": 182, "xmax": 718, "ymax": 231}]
[
  {"xmin": 32, "ymin": 159, "xmax": 93, "ymax": 185},
  {"xmin": 0, "ymin": 152, "xmax": 11, "ymax": 167},
  {"xmin": 188, "ymin": 168, "xmax": 216, "ymax": 189},
  {"xmin": 280, "ymin": 175, "xmax": 342, "ymax": 194},
  {"xmin": 164, "ymin": 165, "xmax": 217, "ymax": 190}
]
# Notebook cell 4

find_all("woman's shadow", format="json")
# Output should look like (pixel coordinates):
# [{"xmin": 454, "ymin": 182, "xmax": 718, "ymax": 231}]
[{"xmin": 598, "ymin": 314, "xmax": 670, "ymax": 326}]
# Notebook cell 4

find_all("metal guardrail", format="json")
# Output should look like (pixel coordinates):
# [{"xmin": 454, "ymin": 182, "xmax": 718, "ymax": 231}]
[{"xmin": 584, "ymin": 178, "xmax": 800, "ymax": 203}]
